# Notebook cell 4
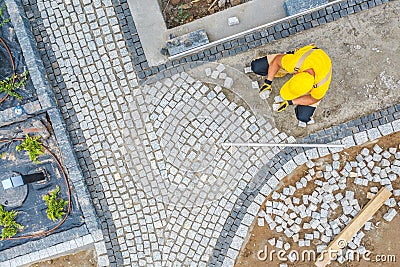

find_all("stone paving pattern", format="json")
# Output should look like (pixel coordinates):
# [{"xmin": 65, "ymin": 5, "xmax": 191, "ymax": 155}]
[
  {"xmin": 20, "ymin": 0, "xmax": 293, "ymax": 265},
  {"xmin": 12, "ymin": 0, "xmax": 400, "ymax": 266},
  {"xmin": 22, "ymin": 0, "xmax": 138, "ymax": 265},
  {"xmin": 124, "ymin": 63, "xmax": 294, "ymax": 266}
]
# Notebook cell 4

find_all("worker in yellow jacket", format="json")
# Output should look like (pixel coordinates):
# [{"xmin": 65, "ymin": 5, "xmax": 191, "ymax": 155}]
[{"xmin": 252, "ymin": 44, "xmax": 332, "ymax": 127}]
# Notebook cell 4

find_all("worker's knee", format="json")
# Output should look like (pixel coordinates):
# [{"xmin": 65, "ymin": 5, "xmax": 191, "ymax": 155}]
[{"xmin": 295, "ymin": 105, "xmax": 316, "ymax": 123}]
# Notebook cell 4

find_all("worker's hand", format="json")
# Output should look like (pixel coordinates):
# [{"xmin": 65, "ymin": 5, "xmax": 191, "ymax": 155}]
[
  {"xmin": 259, "ymin": 80, "xmax": 272, "ymax": 100},
  {"xmin": 277, "ymin": 100, "xmax": 293, "ymax": 112}
]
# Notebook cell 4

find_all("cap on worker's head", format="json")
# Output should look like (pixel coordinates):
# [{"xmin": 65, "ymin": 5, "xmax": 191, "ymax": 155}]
[{"xmin": 280, "ymin": 72, "xmax": 314, "ymax": 100}]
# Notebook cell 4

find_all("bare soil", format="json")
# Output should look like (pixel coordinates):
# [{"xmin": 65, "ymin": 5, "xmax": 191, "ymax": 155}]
[
  {"xmin": 160, "ymin": 0, "xmax": 249, "ymax": 29},
  {"xmin": 236, "ymin": 131, "xmax": 400, "ymax": 267},
  {"xmin": 28, "ymin": 248, "xmax": 97, "ymax": 267}
]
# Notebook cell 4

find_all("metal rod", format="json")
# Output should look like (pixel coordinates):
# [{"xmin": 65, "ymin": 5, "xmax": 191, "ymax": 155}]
[{"xmin": 219, "ymin": 142, "xmax": 345, "ymax": 148}]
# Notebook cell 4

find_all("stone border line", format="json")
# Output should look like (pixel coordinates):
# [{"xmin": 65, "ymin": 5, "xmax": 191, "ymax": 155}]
[
  {"xmin": 0, "ymin": 226, "xmax": 90, "ymax": 265},
  {"xmin": 209, "ymin": 104, "xmax": 400, "ymax": 266},
  {"xmin": 116, "ymin": 0, "xmax": 394, "ymax": 81},
  {"xmin": 0, "ymin": 0, "xmax": 108, "ymax": 265},
  {"xmin": 21, "ymin": 0, "xmax": 131, "ymax": 265}
]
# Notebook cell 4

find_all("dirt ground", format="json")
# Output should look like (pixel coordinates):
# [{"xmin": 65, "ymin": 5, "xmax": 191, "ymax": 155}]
[
  {"xmin": 160, "ymin": 0, "xmax": 248, "ymax": 29},
  {"xmin": 236, "ymin": 131, "xmax": 400, "ymax": 267},
  {"xmin": 218, "ymin": 0, "xmax": 400, "ymax": 139},
  {"xmin": 28, "ymin": 248, "xmax": 97, "ymax": 267}
]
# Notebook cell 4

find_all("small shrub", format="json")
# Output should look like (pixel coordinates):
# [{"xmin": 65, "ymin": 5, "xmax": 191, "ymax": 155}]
[
  {"xmin": 43, "ymin": 186, "xmax": 68, "ymax": 221},
  {"xmin": 1, "ymin": 225, "xmax": 17, "ymax": 239},
  {"xmin": 16, "ymin": 134, "xmax": 44, "ymax": 163},
  {"xmin": 0, "ymin": 204, "xmax": 23, "ymax": 240},
  {"xmin": 175, "ymin": 5, "xmax": 190, "ymax": 24},
  {"xmin": 0, "ymin": 71, "xmax": 29, "ymax": 100},
  {"xmin": 0, "ymin": 4, "xmax": 10, "ymax": 28}
]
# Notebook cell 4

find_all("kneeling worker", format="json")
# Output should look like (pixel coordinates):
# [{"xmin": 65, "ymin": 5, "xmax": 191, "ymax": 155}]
[{"xmin": 252, "ymin": 44, "xmax": 332, "ymax": 127}]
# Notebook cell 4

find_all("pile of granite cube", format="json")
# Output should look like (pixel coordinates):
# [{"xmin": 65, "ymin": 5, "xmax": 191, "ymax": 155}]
[{"xmin": 258, "ymin": 144, "xmax": 400, "ymax": 263}]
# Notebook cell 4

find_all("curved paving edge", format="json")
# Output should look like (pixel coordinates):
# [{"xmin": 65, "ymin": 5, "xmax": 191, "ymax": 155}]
[{"xmin": 209, "ymin": 104, "xmax": 400, "ymax": 266}]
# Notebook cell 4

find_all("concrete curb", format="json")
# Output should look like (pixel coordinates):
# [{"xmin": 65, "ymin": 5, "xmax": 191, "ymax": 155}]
[
  {"xmin": 118, "ymin": 0, "xmax": 395, "ymax": 80},
  {"xmin": 0, "ymin": 226, "xmax": 89, "ymax": 266}
]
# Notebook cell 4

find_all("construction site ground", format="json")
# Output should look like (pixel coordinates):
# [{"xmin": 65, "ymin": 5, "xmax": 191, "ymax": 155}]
[
  {"xmin": 236, "ymin": 131, "xmax": 400, "ymax": 267},
  {"xmin": 27, "ymin": 248, "xmax": 97, "ymax": 267},
  {"xmin": 218, "ymin": 1, "xmax": 400, "ymax": 138}
]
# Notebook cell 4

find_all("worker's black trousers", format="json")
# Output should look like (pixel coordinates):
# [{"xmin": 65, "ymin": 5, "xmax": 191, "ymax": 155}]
[
  {"xmin": 295, "ymin": 105, "xmax": 316, "ymax": 123},
  {"xmin": 251, "ymin": 57, "xmax": 269, "ymax": 76}
]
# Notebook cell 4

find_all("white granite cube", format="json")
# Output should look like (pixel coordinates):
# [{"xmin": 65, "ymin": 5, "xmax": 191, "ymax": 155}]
[
  {"xmin": 373, "ymin": 145, "xmax": 383, "ymax": 154},
  {"xmin": 385, "ymin": 198, "xmax": 397, "ymax": 207},
  {"xmin": 316, "ymin": 244, "xmax": 327, "ymax": 253},
  {"xmin": 276, "ymin": 239, "xmax": 283, "ymax": 249},
  {"xmin": 313, "ymin": 231, "xmax": 320, "ymax": 239},
  {"xmin": 244, "ymin": 67, "xmax": 252, "ymax": 73},
  {"xmin": 292, "ymin": 233, "xmax": 299, "ymax": 243},
  {"xmin": 305, "ymin": 233, "xmax": 314, "ymax": 240},
  {"xmin": 382, "ymin": 151, "xmax": 391, "ymax": 159},
  {"xmin": 321, "ymin": 235, "xmax": 330, "ymax": 243},
  {"xmin": 268, "ymin": 238, "xmax": 276, "ymax": 246},
  {"xmin": 284, "ymin": 243, "xmax": 291, "ymax": 251},
  {"xmin": 284, "ymin": 228, "xmax": 294, "ymax": 238}
]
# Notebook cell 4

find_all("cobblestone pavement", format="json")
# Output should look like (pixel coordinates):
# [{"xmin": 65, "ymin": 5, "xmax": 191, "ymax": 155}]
[
  {"xmin": 21, "ymin": 0, "xmax": 292, "ymax": 265},
  {"xmin": 22, "ymin": 0, "xmax": 138, "ymax": 265},
  {"xmin": 133, "ymin": 62, "xmax": 293, "ymax": 208},
  {"xmin": 126, "ymin": 62, "xmax": 294, "ymax": 265},
  {"xmin": 19, "ymin": 0, "xmax": 400, "ymax": 266}
]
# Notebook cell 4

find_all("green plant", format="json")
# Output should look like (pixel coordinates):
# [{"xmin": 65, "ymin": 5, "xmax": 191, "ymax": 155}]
[
  {"xmin": 175, "ymin": 5, "xmax": 190, "ymax": 24},
  {"xmin": 0, "ymin": 152, "xmax": 5, "ymax": 159},
  {"xmin": 0, "ymin": 204, "xmax": 23, "ymax": 240},
  {"xmin": 16, "ymin": 134, "xmax": 44, "ymax": 163},
  {"xmin": 1, "ymin": 225, "xmax": 17, "ymax": 239},
  {"xmin": 43, "ymin": 186, "xmax": 68, "ymax": 221},
  {"xmin": 0, "ymin": 71, "xmax": 29, "ymax": 100},
  {"xmin": 0, "ymin": 4, "xmax": 10, "ymax": 28}
]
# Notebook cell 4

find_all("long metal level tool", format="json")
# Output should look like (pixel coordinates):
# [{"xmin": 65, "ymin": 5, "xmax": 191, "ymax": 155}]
[{"xmin": 219, "ymin": 142, "xmax": 345, "ymax": 148}]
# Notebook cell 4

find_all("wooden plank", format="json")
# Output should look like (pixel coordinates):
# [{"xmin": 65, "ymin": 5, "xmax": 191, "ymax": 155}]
[{"xmin": 315, "ymin": 187, "xmax": 392, "ymax": 267}]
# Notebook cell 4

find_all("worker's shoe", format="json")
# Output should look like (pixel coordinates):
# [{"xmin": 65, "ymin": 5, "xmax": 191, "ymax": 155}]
[
  {"xmin": 259, "ymin": 80, "xmax": 272, "ymax": 100},
  {"xmin": 307, "ymin": 118, "xmax": 315, "ymax": 125},
  {"xmin": 298, "ymin": 121, "xmax": 307, "ymax": 128}
]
